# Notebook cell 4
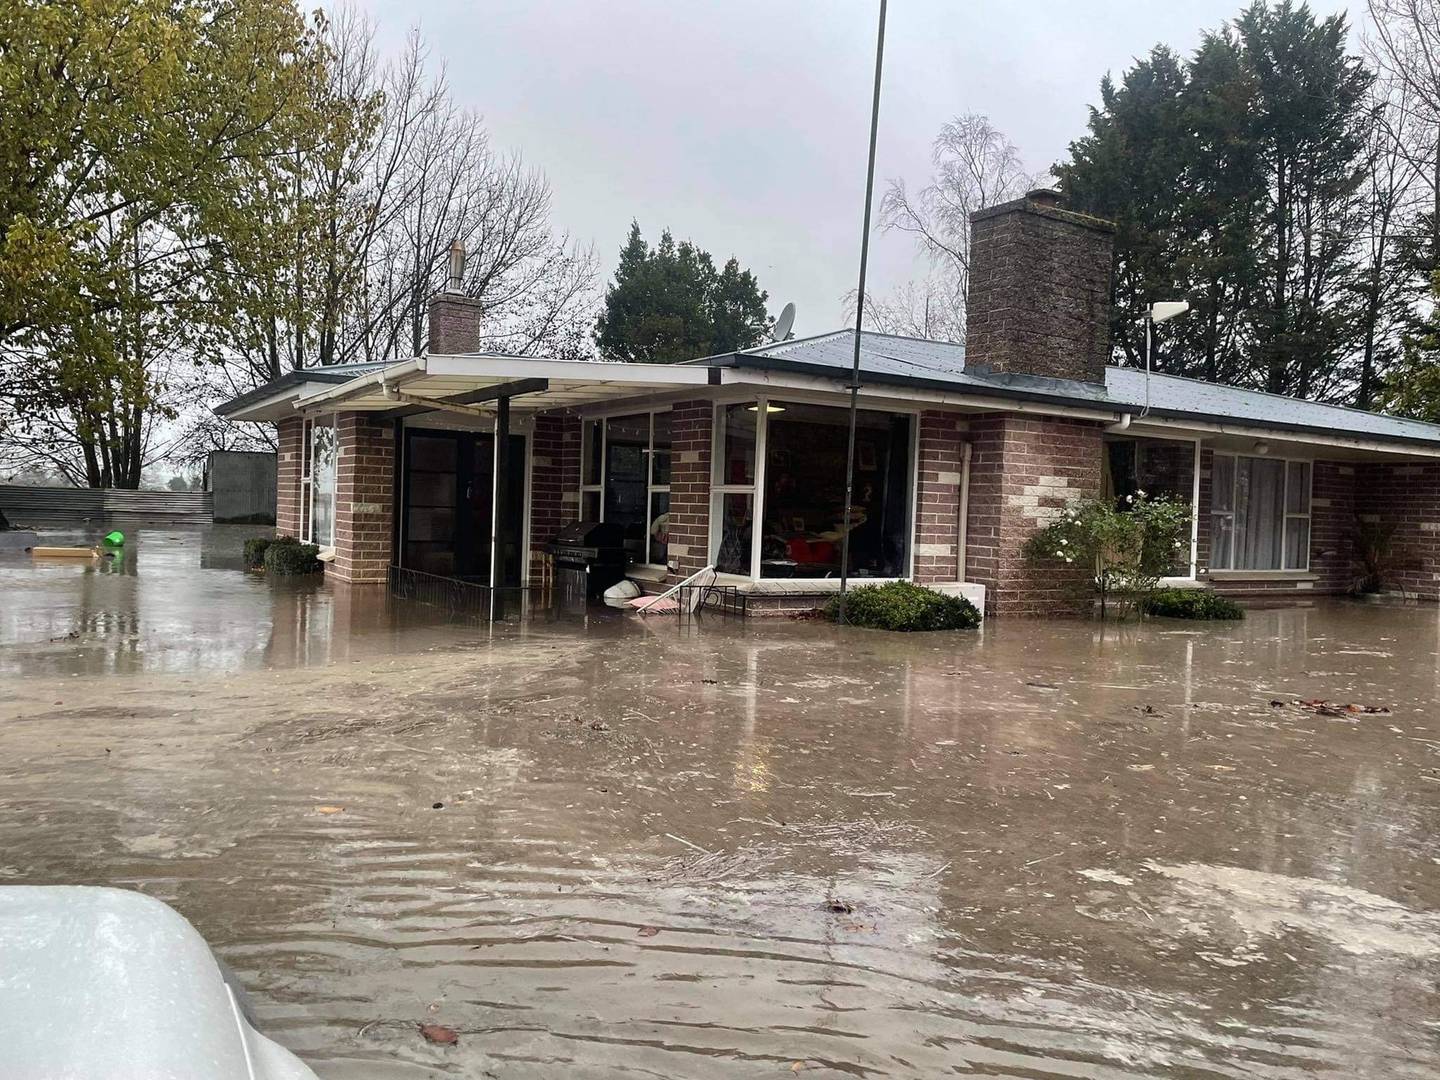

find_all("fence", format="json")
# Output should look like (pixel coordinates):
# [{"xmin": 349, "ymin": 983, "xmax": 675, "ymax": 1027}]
[
  {"xmin": 387, "ymin": 564, "xmax": 537, "ymax": 621},
  {"xmin": 0, "ymin": 485, "xmax": 213, "ymax": 524}
]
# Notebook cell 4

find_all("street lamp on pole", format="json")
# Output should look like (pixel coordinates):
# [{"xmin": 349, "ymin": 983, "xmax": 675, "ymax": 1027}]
[{"xmin": 1140, "ymin": 301, "xmax": 1189, "ymax": 417}]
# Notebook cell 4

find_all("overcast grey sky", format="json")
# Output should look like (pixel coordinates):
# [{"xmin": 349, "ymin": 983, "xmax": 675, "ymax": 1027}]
[{"xmin": 359, "ymin": 0, "xmax": 1352, "ymax": 337}]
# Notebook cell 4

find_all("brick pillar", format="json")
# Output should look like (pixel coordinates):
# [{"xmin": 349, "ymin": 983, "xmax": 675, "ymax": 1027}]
[
  {"xmin": 667, "ymin": 400, "xmax": 713, "ymax": 579},
  {"xmin": 964, "ymin": 413, "xmax": 1104, "ymax": 617},
  {"xmin": 275, "ymin": 416, "xmax": 304, "ymax": 538},
  {"xmin": 913, "ymin": 410, "xmax": 967, "ymax": 584},
  {"xmin": 330, "ymin": 413, "xmax": 394, "ymax": 585},
  {"xmin": 1310, "ymin": 461, "xmax": 1356, "ymax": 594},
  {"xmin": 529, "ymin": 413, "xmax": 581, "ymax": 573}
]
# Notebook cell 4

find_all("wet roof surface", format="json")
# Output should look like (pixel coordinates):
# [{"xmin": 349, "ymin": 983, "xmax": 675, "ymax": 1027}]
[
  {"xmin": 727, "ymin": 330, "xmax": 1440, "ymax": 446},
  {"xmin": 4, "ymin": 530, "xmax": 1440, "ymax": 1077}
]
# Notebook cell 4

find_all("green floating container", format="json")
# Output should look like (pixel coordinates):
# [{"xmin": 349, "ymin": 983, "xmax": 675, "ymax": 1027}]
[{"xmin": 102, "ymin": 531, "xmax": 125, "ymax": 547}]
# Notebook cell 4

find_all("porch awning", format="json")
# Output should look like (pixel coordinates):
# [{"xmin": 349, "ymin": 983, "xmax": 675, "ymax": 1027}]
[{"xmin": 291, "ymin": 354, "xmax": 714, "ymax": 416}]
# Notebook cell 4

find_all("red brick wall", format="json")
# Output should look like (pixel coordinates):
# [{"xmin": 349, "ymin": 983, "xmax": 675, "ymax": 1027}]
[
  {"xmin": 1356, "ymin": 460, "xmax": 1440, "ymax": 599},
  {"xmin": 276, "ymin": 417, "xmax": 304, "ymax": 538},
  {"xmin": 530, "ymin": 413, "xmax": 581, "ymax": 574},
  {"xmin": 1311, "ymin": 461, "xmax": 1356, "ymax": 593},
  {"xmin": 330, "ymin": 413, "xmax": 394, "ymax": 585},
  {"xmin": 913, "ymin": 410, "xmax": 967, "ymax": 584},
  {"xmin": 964, "ymin": 413, "xmax": 1104, "ymax": 617},
  {"xmin": 667, "ymin": 400, "xmax": 713, "ymax": 579}
]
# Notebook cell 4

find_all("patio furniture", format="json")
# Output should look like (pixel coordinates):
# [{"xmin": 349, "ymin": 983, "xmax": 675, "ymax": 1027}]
[{"xmin": 628, "ymin": 565, "xmax": 718, "ymax": 615}]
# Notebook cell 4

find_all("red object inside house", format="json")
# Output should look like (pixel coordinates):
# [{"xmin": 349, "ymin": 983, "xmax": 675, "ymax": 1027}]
[{"xmin": 787, "ymin": 538, "xmax": 836, "ymax": 565}]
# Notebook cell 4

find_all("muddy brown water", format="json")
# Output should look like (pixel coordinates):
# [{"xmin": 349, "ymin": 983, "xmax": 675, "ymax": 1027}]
[{"xmin": 4, "ymin": 528, "xmax": 1440, "ymax": 1077}]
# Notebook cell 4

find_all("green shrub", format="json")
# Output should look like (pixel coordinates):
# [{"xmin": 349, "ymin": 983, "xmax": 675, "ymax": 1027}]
[
  {"xmin": 1024, "ymin": 493, "xmax": 1192, "ymax": 620},
  {"xmin": 1143, "ymin": 587, "xmax": 1244, "ymax": 620},
  {"xmin": 242, "ymin": 536, "xmax": 273, "ymax": 569},
  {"xmin": 262, "ymin": 536, "xmax": 321, "ymax": 575},
  {"xmin": 826, "ymin": 581, "xmax": 981, "ymax": 632}
]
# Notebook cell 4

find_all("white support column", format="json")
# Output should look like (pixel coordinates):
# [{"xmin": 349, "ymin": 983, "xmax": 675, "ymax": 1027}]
[{"xmin": 1190, "ymin": 437, "xmax": 1202, "ymax": 579}]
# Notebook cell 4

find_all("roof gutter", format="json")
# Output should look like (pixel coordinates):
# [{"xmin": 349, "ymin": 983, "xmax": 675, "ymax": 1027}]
[
  {"xmin": 293, "ymin": 357, "xmax": 427, "ymax": 410},
  {"xmin": 718, "ymin": 353, "xmax": 1122, "ymax": 420},
  {"xmin": 722, "ymin": 352, "xmax": 1440, "ymax": 454},
  {"xmin": 1126, "ymin": 414, "xmax": 1440, "ymax": 459},
  {"xmin": 212, "ymin": 369, "xmax": 356, "ymax": 418}
]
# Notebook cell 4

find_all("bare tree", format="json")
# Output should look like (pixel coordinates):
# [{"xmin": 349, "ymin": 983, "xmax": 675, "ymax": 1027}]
[
  {"xmin": 342, "ymin": 30, "xmax": 598, "ymax": 364},
  {"xmin": 868, "ymin": 114, "xmax": 1034, "ymax": 342},
  {"xmin": 183, "ymin": 13, "xmax": 599, "ymax": 462},
  {"xmin": 860, "ymin": 278, "xmax": 967, "ymax": 343},
  {"xmin": 1368, "ymin": 0, "xmax": 1440, "ymax": 263}
]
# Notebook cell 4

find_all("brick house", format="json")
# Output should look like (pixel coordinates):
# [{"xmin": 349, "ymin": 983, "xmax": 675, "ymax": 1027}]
[{"xmin": 217, "ymin": 190, "xmax": 1440, "ymax": 617}]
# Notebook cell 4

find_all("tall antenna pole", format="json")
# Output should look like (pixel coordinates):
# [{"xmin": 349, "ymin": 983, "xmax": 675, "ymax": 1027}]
[{"xmin": 837, "ymin": 0, "xmax": 888, "ymax": 625}]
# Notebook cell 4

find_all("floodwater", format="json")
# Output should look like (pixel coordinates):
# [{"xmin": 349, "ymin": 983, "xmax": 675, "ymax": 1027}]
[{"xmin": 4, "ymin": 527, "xmax": 1440, "ymax": 1077}]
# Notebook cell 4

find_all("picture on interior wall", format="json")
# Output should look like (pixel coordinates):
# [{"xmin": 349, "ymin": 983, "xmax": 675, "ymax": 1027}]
[{"xmin": 858, "ymin": 442, "xmax": 877, "ymax": 471}]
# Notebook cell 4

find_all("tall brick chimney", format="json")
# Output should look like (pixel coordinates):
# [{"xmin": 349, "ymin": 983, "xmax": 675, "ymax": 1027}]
[
  {"xmin": 964, "ymin": 188, "xmax": 1115, "ymax": 384},
  {"xmin": 426, "ymin": 239, "xmax": 483, "ymax": 355}
]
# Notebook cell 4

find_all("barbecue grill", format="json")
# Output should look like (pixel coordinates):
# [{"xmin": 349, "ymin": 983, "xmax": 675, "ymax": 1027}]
[{"xmin": 545, "ymin": 521, "xmax": 627, "ymax": 600}]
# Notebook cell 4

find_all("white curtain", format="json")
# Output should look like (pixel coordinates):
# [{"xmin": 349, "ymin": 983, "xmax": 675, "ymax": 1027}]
[
  {"xmin": 1235, "ymin": 457, "xmax": 1285, "ymax": 570},
  {"xmin": 311, "ymin": 423, "xmax": 337, "ymax": 547}
]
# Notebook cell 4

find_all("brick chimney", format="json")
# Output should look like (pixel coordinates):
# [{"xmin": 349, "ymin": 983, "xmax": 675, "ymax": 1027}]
[
  {"xmin": 964, "ymin": 188, "xmax": 1115, "ymax": 384},
  {"xmin": 426, "ymin": 239, "xmax": 483, "ymax": 355}
]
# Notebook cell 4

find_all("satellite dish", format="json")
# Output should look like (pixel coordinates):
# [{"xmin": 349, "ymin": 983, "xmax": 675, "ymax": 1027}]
[{"xmin": 771, "ymin": 302, "xmax": 796, "ymax": 343}]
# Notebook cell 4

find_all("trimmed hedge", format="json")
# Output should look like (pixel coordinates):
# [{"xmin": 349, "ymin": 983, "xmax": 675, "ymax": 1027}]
[
  {"xmin": 261, "ymin": 536, "xmax": 321, "ymax": 575},
  {"xmin": 1143, "ymin": 587, "xmax": 1244, "ymax": 621},
  {"xmin": 826, "ymin": 581, "xmax": 981, "ymax": 632},
  {"xmin": 242, "ymin": 536, "xmax": 273, "ymax": 569}
]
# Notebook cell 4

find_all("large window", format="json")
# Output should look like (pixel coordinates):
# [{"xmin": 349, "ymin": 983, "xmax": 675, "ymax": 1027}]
[
  {"xmin": 306, "ymin": 417, "xmax": 337, "ymax": 548},
  {"xmin": 1210, "ymin": 454, "xmax": 1311, "ymax": 571},
  {"xmin": 582, "ymin": 410, "xmax": 672, "ymax": 566},
  {"xmin": 711, "ymin": 400, "xmax": 914, "ymax": 579}
]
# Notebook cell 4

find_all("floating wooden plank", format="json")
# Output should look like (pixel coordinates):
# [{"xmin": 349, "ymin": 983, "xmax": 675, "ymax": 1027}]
[{"xmin": 30, "ymin": 546, "xmax": 99, "ymax": 558}]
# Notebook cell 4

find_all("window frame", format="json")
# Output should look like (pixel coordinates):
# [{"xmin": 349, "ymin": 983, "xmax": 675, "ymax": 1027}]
[
  {"xmin": 304, "ymin": 413, "xmax": 338, "ymax": 549},
  {"xmin": 1208, "ymin": 451, "xmax": 1312, "ymax": 572},
  {"xmin": 581, "ymin": 409, "xmax": 673, "ymax": 570},
  {"xmin": 708, "ymin": 395, "xmax": 920, "ymax": 584}
]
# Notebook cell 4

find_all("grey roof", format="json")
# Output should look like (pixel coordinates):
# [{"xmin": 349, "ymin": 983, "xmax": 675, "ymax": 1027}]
[
  {"xmin": 715, "ymin": 329, "xmax": 1440, "ymax": 448},
  {"xmin": 213, "ymin": 361, "xmax": 391, "ymax": 417}
]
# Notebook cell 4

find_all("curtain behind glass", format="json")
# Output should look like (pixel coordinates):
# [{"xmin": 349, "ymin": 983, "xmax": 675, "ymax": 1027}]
[
  {"xmin": 310, "ymin": 422, "xmax": 337, "ymax": 547},
  {"xmin": 1235, "ymin": 457, "xmax": 1285, "ymax": 570}
]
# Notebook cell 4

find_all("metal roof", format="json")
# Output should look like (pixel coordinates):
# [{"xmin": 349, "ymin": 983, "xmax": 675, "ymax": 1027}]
[
  {"xmin": 217, "ymin": 331, "xmax": 1440, "ymax": 451},
  {"xmin": 212, "ymin": 361, "xmax": 390, "ymax": 418},
  {"xmin": 290, "ymin": 353, "xmax": 712, "ymax": 414},
  {"xmin": 717, "ymin": 330, "xmax": 1440, "ymax": 448}
]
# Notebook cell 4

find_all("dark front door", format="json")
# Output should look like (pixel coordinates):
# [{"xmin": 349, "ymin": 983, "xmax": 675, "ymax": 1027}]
[{"xmin": 402, "ymin": 428, "xmax": 526, "ymax": 584}]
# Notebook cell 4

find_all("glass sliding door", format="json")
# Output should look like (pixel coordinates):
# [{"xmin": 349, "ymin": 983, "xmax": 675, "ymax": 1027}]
[
  {"xmin": 404, "ymin": 433, "xmax": 460, "ymax": 575},
  {"xmin": 602, "ymin": 414, "xmax": 650, "ymax": 564},
  {"xmin": 402, "ymin": 428, "xmax": 526, "ymax": 582}
]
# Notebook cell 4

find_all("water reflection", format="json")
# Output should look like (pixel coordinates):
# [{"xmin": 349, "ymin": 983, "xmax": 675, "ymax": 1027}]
[{"xmin": 3, "ymin": 544, "xmax": 1440, "ymax": 1076}]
